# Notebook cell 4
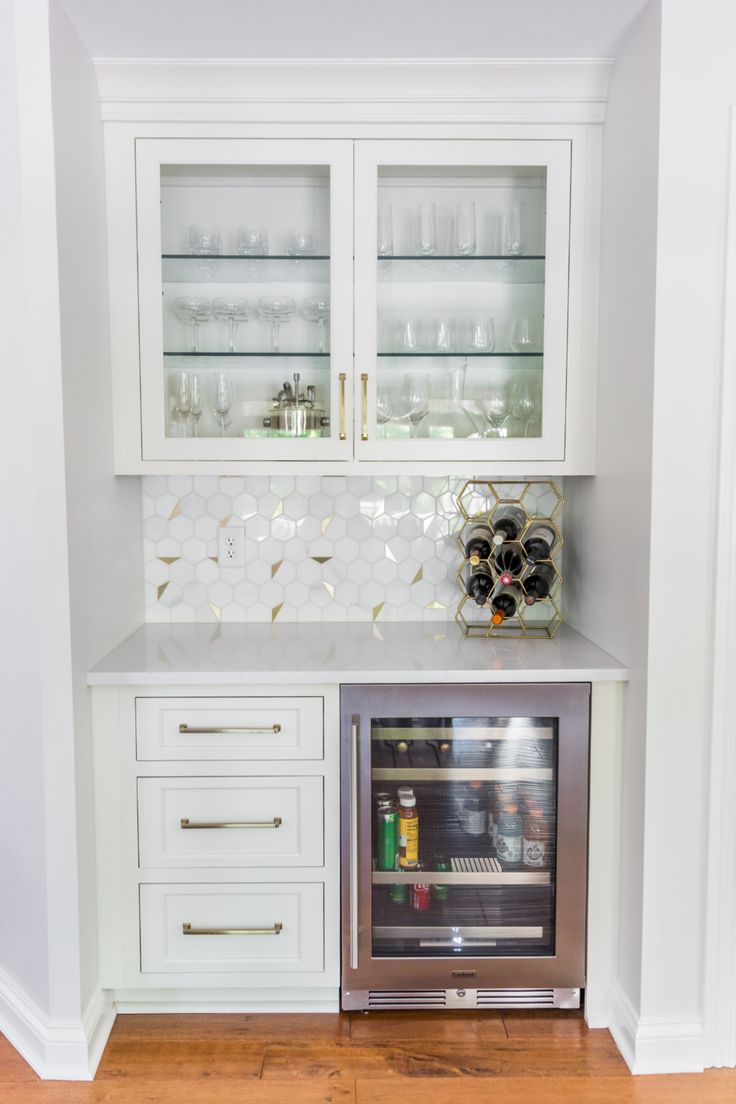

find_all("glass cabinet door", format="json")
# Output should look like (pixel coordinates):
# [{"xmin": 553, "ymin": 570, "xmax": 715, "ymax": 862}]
[
  {"xmin": 354, "ymin": 141, "xmax": 571, "ymax": 463},
  {"xmin": 135, "ymin": 139, "xmax": 353, "ymax": 461}
]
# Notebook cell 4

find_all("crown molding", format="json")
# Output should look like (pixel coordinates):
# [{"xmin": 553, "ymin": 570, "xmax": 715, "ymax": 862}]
[{"xmin": 93, "ymin": 57, "xmax": 613, "ymax": 124}]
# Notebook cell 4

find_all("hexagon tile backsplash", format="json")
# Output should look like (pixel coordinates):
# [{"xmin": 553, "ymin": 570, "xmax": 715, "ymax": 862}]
[{"xmin": 143, "ymin": 476, "xmax": 465, "ymax": 623}]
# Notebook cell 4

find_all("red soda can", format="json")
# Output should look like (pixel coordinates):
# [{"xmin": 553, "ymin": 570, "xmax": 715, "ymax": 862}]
[{"xmin": 411, "ymin": 882, "xmax": 431, "ymax": 910}]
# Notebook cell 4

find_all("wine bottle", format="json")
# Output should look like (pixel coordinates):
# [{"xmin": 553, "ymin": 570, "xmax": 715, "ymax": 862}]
[
  {"xmin": 491, "ymin": 506, "xmax": 527, "ymax": 544},
  {"xmin": 493, "ymin": 545, "xmax": 524, "ymax": 585},
  {"xmin": 523, "ymin": 522, "xmax": 556, "ymax": 564},
  {"xmin": 463, "ymin": 523, "xmax": 494, "ymax": 565},
  {"xmin": 465, "ymin": 564, "xmax": 494, "ymax": 607},
  {"xmin": 491, "ymin": 583, "xmax": 524, "ymax": 625},
  {"xmin": 524, "ymin": 563, "xmax": 556, "ymax": 604}
]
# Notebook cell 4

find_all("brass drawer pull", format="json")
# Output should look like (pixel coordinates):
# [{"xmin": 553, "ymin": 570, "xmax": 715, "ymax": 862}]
[
  {"xmin": 182, "ymin": 922, "xmax": 283, "ymax": 936},
  {"xmin": 180, "ymin": 817, "xmax": 282, "ymax": 830},
  {"xmin": 361, "ymin": 373, "xmax": 369, "ymax": 441},
  {"xmin": 338, "ymin": 372, "xmax": 347, "ymax": 440},
  {"xmin": 178, "ymin": 723, "xmax": 282, "ymax": 735}
]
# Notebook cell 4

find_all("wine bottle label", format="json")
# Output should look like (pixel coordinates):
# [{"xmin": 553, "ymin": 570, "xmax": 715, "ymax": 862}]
[
  {"xmin": 496, "ymin": 832, "xmax": 522, "ymax": 863},
  {"xmin": 522, "ymin": 837, "xmax": 546, "ymax": 867}
]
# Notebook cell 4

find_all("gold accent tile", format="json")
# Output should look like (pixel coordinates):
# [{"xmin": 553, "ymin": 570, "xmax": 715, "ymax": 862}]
[
  {"xmin": 323, "ymin": 581, "xmax": 335, "ymax": 598},
  {"xmin": 271, "ymin": 560, "xmax": 284, "ymax": 579},
  {"xmin": 218, "ymin": 514, "xmax": 233, "ymax": 527},
  {"xmin": 158, "ymin": 556, "xmax": 180, "ymax": 565},
  {"xmin": 272, "ymin": 500, "xmax": 284, "ymax": 519},
  {"xmin": 272, "ymin": 602, "xmax": 284, "ymax": 622},
  {"xmin": 168, "ymin": 500, "xmax": 182, "ymax": 520},
  {"xmin": 311, "ymin": 555, "xmax": 332, "ymax": 565},
  {"xmin": 156, "ymin": 581, "xmax": 169, "ymax": 601},
  {"xmin": 209, "ymin": 603, "xmax": 222, "ymax": 622},
  {"xmin": 321, "ymin": 514, "xmax": 334, "ymax": 534},
  {"xmin": 385, "ymin": 545, "xmax": 397, "ymax": 563},
  {"xmin": 426, "ymin": 600, "xmax": 446, "ymax": 610},
  {"xmin": 411, "ymin": 566, "xmax": 424, "ymax": 585},
  {"xmin": 209, "ymin": 555, "xmax": 219, "ymax": 564},
  {"xmin": 373, "ymin": 624, "xmax": 385, "ymax": 643},
  {"xmin": 372, "ymin": 601, "xmax": 385, "ymax": 621}
]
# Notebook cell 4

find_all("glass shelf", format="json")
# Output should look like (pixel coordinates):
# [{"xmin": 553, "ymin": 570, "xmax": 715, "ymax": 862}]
[
  {"xmin": 377, "ymin": 352, "xmax": 543, "ymax": 359},
  {"xmin": 378, "ymin": 257, "xmax": 545, "ymax": 285},
  {"xmin": 162, "ymin": 255, "xmax": 330, "ymax": 284},
  {"xmin": 163, "ymin": 351, "xmax": 330, "ymax": 359},
  {"xmin": 379, "ymin": 255, "xmax": 545, "ymax": 261}
]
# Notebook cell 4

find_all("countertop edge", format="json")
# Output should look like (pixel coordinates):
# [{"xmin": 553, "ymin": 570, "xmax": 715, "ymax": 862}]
[{"xmin": 87, "ymin": 667, "xmax": 629, "ymax": 687}]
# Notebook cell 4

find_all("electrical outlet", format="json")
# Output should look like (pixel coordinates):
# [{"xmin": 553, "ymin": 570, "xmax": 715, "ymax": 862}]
[{"xmin": 217, "ymin": 526, "xmax": 245, "ymax": 568}]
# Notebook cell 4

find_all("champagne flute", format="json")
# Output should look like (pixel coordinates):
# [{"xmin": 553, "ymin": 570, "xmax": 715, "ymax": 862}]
[
  {"xmin": 453, "ymin": 200, "xmax": 476, "ymax": 256},
  {"xmin": 213, "ymin": 372, "xmax": 232, "ymax": 437},
  {"xmin": 510, "ymin": 377, "xmax": 541, "ymax": 437},
  {"xmin": 415, "ymin": 202, "xmax": 437, "ymax": 256},
  {"xmin": 213, "ymin": 297, "xmax": 249, "ymax": 353},
  {"xmin": 400, "ymin": 372, "xmax": 431, "ymax": 438},
  {"xmin": 502, "ymin": 202, "xmax": 525, "ymax": 256},
  {"xmin": 190, "ymin": 374, "xmax": 203, "ymax": 438},
  {"xmin": 377, "ymin": 203, "xmax": 394, "ymax": 257},
  {"xmin": 174, "ymin": 371, "xmax": 192, "ymax": 434}
]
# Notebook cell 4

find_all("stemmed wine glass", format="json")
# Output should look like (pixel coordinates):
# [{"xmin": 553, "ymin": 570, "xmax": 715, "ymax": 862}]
[
  {"xmin": 258, "ymin": 296, "xmax": 296, "ymax": 352},
  {"xmin": 400, "ymin": 372, "xmax": 431, "ymax": 438},
  {"xmin": 174, "ymin": 371, "xmax": 192, "ymax": 434},
  {"xmin": 376, "ymin": 386, "xmax": 394, "ymax": 426},
  {"xmin": 212, "ymin": 372, "xmax": 232, "ymax": 437},
  {"xmin": 213, "ymin": 297, "xmax": 249, "ymax": 353},
  {"xmin": 479, "ymin": 380, "xmax": 511, "ymax": 437},
  {"xmin": 302, "ymin": 297, "xmax": 330, "ymax": 353},
  {"xmin": 173, "ymin": 297, "xmax": 212, "ymax": 353},
  {"xmin": 190, "ymin": 374, "xmax": 203, "ymax": 438},
  {"xmin": 510, "ymin": 377, "xmax": 541, "ymax": 437}
]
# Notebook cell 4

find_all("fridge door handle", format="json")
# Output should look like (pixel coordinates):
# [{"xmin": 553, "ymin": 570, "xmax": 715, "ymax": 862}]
[{"xmin": 350, "ymin": 716, "xmax": 360, "ymax": 969}]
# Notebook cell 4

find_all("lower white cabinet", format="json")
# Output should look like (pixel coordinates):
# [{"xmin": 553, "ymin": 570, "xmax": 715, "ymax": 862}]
[{"xmin": 92, "ymin": 683, "xmax": 340, "ymax": 1008}]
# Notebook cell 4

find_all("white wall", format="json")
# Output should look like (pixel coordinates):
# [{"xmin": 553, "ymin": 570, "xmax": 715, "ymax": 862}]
[
  {"xmin": 564, "ymin": 0, "xmax": 660, "ymax": 1020},
  {"xmin": 48, "ymin": 0, "xmax": 144, "ymax": 1014}
]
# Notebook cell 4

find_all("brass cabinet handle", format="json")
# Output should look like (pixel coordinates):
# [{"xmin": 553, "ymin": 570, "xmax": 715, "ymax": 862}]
[
  {"xmin": 178, "ymin": 723, "xmax": 281, "ymax": 735},
  {"xmin": 361, "ymin": 373, "xmax": 369, "ymax": 441},
  {"xmin": 338, "ymin": 372, "xmax": 347, "ymax": 440},
  {"xmin": 182, "ymin": 922, "xmax": 283, "ymax": 936},
  {"xmin": 180, "ymin": 817, "xmax": 282, "ymax": 830}
]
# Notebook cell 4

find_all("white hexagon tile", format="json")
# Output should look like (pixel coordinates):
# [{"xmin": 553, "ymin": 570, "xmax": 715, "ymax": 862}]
[{"xmin": 143, "ymin": 476, "xmax": 464, "ymax": 623}]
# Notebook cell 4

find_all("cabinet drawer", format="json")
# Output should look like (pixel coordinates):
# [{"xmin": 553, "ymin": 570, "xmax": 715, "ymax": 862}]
[
  {"xmin": 136, "ymin": 696, "xmax": 323, "ymax": 761},
  {"xmin": 138, "ymin": 777, "xmax": 324, "ymax": 869},
  {"xmin": 139, "ymin": 883, "xmax": 324, "ymax": 974}
]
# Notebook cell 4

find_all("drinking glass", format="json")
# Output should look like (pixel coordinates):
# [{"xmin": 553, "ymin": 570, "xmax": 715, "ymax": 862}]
[
  {"xmin": 465, "ymin": 318, "xmax": 496, "ymax": 353},
  {"xmin": 212, "ymin": 372, "xmax": 232, "ymax": 437},
  {"xmin": 190, "ymin": 374, "xmax": 203, "ymax": 438},
  {"xmin": 189, "ymin": 223, "xmax": 222, "ymax": 256},
  {"xmin": 173, "ymin": 296, "xmax": 212, "ymax": 352},
  {"xmin": 453, "ymin": 200, "xmax": 476, "ymax": 256},
  {"xmin": 258, "ymin": 295, "xmax": 296, "ymax": 352},
  {"xmin": 213, "ymin": 297, "xmax": 249, "ymax": 352},
  {"xmin": 502, "ymin": 202, "xmax": 526, "ymax": 256},
  {"xmin": 400, "ymin": 372, "xmax": 431, "ymax": 438},
  {"xmin": 510, "ymin": 377, "xmax": 541, "ymax": 437},
  {"xmin": 509, "ymin": 316, "xmax": 537, "ymax": 353},
  {"xmin": 302, "ymin": 297, "xmax": 330, "ymax": 353},
  {"xmin": 236, "ymin": 226, "xmax": 268, "ymax": 255},
  {"xmin": 415, "ymin": 202, "xmax": 437, "ymax": 256},
  {"xmin": 396, "ymin": 318, "xmax": 422, "ymax": 353},
  {"xmin": 428, "ymin": 317, "xmax": 457, "ymax": 353},
  {"xmin": 174, "ymin": 371, "xmax": 192, "ymax": 435},
  {"xmin": 376, "ymin": 386, "xmax": 394, "ymax": 425},
  {"xmin": 479, "ymin": 380, "xmax": 511, "ymax": 437},
  {"xmin": 377, "ymin": 203, "xmax": 394, "ymax": 256},
  {"xmin": 286, "ymin": 228, "xmax": 317, "ymax": 256}
]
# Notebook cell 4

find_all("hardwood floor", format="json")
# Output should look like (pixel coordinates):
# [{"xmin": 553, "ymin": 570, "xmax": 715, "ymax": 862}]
[{"xmin": 2, "ymin": 1012, "xmax": 736, "ymax": 1102}]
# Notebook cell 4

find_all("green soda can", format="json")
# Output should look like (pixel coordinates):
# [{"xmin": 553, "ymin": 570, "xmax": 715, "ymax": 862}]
[
  {"xmin": 390, "ymin": 872, "xmax": 409, "ymax": 904},
  {"xmin": 434, "ymin": 856, "xmax": 451, "ymax": 901},
  {"xmin": 376, "ymin": 800, "xmax": 399, "ymax": 872}
]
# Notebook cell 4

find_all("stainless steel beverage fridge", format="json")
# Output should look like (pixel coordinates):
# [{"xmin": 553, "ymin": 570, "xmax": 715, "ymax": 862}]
[{"xmin": 340, "ymin": 683, "xmax": 590, "ymax": 1011}]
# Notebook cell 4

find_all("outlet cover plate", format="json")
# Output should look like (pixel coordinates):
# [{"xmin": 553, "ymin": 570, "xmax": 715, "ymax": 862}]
[{"xmin": 217, "ymin": 526, "xmax": 245, "ymax": 568}]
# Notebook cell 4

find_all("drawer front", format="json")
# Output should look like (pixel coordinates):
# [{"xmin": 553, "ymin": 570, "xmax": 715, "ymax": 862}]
[
  {"xmin": 138, "ymin": 776, "xmax": 324, "ymax": 869},
  {"xmin": 136, "ymin": 696, "xmax": 323, "ymax": 761},
  {"xmin": 140, "ymin": 883, "xmax": 324, "ymax": 974}
]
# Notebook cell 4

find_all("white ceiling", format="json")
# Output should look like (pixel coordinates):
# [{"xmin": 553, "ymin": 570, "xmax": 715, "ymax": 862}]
[{"xmin": 58, "ymin": 0, "xmax": 652, "ymax": 60}]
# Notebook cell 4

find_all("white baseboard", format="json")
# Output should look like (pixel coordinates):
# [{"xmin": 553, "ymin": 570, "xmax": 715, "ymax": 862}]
[
  {"xmin": 112, "ymin": 985, "xmax": 340, "ymax": 1013},
  {"xmin": 0, "ymin": 968, "xmax": 116, "ymax": 1081},
  {"xmin": 608, "ymin": 981, "xmax": 705, "ymax": 1074}
]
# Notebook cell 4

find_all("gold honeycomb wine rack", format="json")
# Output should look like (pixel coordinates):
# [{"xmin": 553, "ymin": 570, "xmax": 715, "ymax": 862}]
[{"xmin": 455, "ymin": 479, "xmax": 564, "ymax": 639}]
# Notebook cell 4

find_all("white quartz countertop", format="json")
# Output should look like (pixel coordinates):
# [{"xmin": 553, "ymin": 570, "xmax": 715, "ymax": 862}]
[{"xmin": 87, "ymin": 622, "xmax": 627, "ymax": 686}]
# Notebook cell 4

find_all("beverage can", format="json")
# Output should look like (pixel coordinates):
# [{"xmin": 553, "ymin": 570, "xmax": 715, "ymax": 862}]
[
  {"xmin": 434, "ymin": 857, "xmax": 451, "ymax": 901},
  {"xmin": 390, "ymin": 876, "xmax": 409, "ymax": 904},
  {"xmin": 411, "ymin": 882, "xmax": 431, "ymax": 910},
  {"xmin": 376, "ymin": 804, "xmax": 399, "ymax": 871}
]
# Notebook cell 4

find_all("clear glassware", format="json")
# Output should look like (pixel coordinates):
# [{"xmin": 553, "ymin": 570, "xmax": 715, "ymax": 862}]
[
  {"xmin": 510, "ymin": 377, "xmax": 541, "ymax": 437},
  {"xmin": 376, "ymin": 386, "xmax": 394, "ymax": 425},
  {"xmin": 377, "ymin": 203, "xmax": 394, "ymax": 257},
  {"xmin": 428, "ymin": 317, "xmax": 457, "ymax": 353},
  {"xmin": 190, "ymin": 374, "xmax": 203, "ymax": 438},
  {"xmin": 189, "ymin": 223, "xmax": 222, "ymax": 255},
  {"xmin": 400, "ymin": 372, "xmax": 431, "ymax": 438},
  {"xmin": 502, "ymin": 202, "xmax": 526, "ymax": 257},
  {"xmin": 285, "ymin": 228, "xmax": 317, "ymax": 256},
  {"xmin": 509, "ymin": 316, "xmax": 537, "ymax": 353},
  {"xmin": 174, "ymin": 371, "xmax": 192, "ymax": 435},
  {"xmin": 479, "ymin": 380, "xmax": 511, "ymax": 437},
  {"xmin": 453, "ymin": 200, "xmax": 476, "ymax": 256},
  {"xmin": 213, "ymin": 297, "xmax": 249, "ymax": 353},
  {"xmin": 415, "ymin": 201, "xmax": 437, "ymax": 256},
  {"xmin": 302, "ymin": 297, "xmax": 330, "ymax": 353},
  {"xmin": 236, "ymin": 226, "xmax": 268, "ymax": 256},
  {"xmin": 212, "ymin": 372, "xmax": 233, "ymax": 437},
  {"xmin": 396, "ymin": 318, "xmax": 422, "ymax": 353},
  {"xmin": 173, "ymin": 296, "xmax": 212, "ymax": 352},
  {"xmin": 257, "ymin": 295, "xmax": 296, "ymax": 352},
  {"xmin": 465, "ymin": 318, "xmax": 496, "ymax": 353}
]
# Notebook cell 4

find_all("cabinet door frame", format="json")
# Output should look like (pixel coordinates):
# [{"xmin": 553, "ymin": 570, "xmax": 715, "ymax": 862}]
[
  {"xmin": 353, "ymin": 139, "xmax": 572, "ymax": 463},
  {"xmin": 135, "ymin": 137, "xmax": 354, "ymax": 462}
]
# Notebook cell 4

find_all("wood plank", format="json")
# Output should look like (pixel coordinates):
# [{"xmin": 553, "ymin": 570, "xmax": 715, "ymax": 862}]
[
  {"xmin": 95, "ymin": 1039, "xmax": 264, "ymax": 1081},
  {"xmin": 0, "ymin": 1081, "xmax": 356, "ymax": 1104},
  {"xmin": 356, "ymin": 1071, "xmax": 736, "ymax": 1104},
  {"xmin": 502, "ymin": 1010, "xmax": 591, "ymax": 1038},
  {"xmin": 0, "ymin": 1036, "xmax": 39, "ymax": 1083},
  {"xmin": 262, "ymin": 1038, "xmax": 628, "ymax": 1079},
  {"xmin": 349, "ymin": 1010, "xmax": 506, "ymax": 1042},
  {"xmin": 111, "ymin": 1013, "xmax": 351, "ymax": 1042}
]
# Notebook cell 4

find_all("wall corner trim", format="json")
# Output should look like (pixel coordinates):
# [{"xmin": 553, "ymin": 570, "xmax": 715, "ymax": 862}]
[
  {"xmin": 608, "ymin": 981, "xmax": 705, "ymax": 1075},
  {"xmin": 0, "ymin": 969, "xmax": 115, "ymax": 1081}
]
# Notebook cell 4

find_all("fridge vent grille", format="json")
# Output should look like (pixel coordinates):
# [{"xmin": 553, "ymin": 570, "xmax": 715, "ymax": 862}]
[
  {"xmin": 477, "ymin": 988, "xmax": 556, "ymax": 1008},
  {"xmin": 368, "ymin": 990, "xmax": 447, "ymax": 1008}
]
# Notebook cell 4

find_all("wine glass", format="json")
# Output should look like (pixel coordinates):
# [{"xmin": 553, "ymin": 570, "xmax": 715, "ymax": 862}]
[
  {"xmin": 466, "ymin": 318, "xmax": 496, "ymax": 353},
  {"xmin": 453, "ymin": 200, "xmax": 476, "ymax": 256},
  {"xmin": 189, "ymin": 223, "xmax": 222, "ymax": 255},
  {"xmin": 302, "ymin": 297, "xmax": 330, "ymax": 353},
  {"xmin": 377, "ymin": 203, "xmax": 394, "ymax": 257},
  {"xmin": 396, "ymin": 318, "xmax": 422, "ymax": 353},
  {"xmin": 213, "ymin": 297, "xmax": 249, "ymax": 353},
  {"xmin": 286, "ymin": 228, "xmax": 317, "ymax": 256},
  {"xmin": 258, "ymin": 296, "xmax": 296, "ymax": 352},
  {"xmin": 510, "ymin": 377, "xmax": 541, "ymax": 437},
  {"xmin": 415, "ymin": 202, "xmax": 437, "ymax": 256},
  {"xmin": 174, "ymin": 371, "xmax": 192, "ymax": 434},
  {"xmin": 479, "ymin": 380, "xmax": 511, "ymax": 437},
  {"xmin": 428, "ymin": 317, "xmax": 457, "ymax": 353},
  {"xmin": 212, "ymin": 372, "xmax": 232, "ymax": 437},
  {"xmin": 400, "ymin": 372, "xmax": 431, "ymax": 438},
  {"xmin": 376, "ymin": 386, "xmax": 394, "ymax": 425},
  {"xmin": 236, "ymin": 226, "xmax": 268, "ymax": 255},
  {"xmin": 190, "ymin": 374, "xmax": 203, "ymax": 438},
  {"xmin": 509, "ymin": 316, "xmax": 537, "ymax": 354},
  {"xmin": 173, "ymin": 297, "xmax": 212, "ymax": 352}
]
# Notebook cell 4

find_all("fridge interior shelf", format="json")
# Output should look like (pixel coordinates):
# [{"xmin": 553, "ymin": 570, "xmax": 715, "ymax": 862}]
[
  {"xmin": 372, "ymin": 870, "xmax": 551, "ymax": 886},
  {"xmin": 373, "ymin": 925, "xmax": 544, "ymax": 942},
  {"xmin": 370, "ymin": 767, "xmax": 553, "ymax": 782},
  {"xmin": 371, "ymin": 725, "xmax": 554, "ymax": 741}
]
